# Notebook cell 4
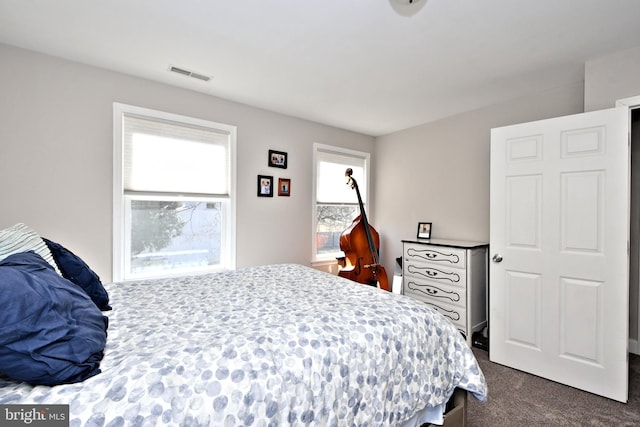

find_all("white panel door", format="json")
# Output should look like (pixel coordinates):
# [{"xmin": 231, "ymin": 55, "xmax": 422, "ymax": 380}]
[{"xmin": 490, "ymin": 107, "xmax": 629, "ymax": 402}]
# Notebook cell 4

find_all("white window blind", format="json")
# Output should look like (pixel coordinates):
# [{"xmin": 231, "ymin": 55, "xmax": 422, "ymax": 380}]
[
  {"xmin": 114, "ymin": 103, "xmax": 236, "ymax": 281},
  {"xmin": 123, "ymin": 113, "xmax": 230, "ymax": 195},
  {"xmin": 315, "ymin": 149, "xmax": 367, "ymax": 204}
]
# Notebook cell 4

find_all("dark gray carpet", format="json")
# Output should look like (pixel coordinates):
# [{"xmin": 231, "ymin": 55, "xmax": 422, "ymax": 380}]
[{"xmin": 467, "ymin": 348, "xmax": 640, "ymax": 426}]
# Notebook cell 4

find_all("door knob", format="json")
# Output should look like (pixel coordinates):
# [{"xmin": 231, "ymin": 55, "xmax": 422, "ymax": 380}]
[{"xmin": 492, "ymin": 254, "xmax": 503, "ymax": 263}]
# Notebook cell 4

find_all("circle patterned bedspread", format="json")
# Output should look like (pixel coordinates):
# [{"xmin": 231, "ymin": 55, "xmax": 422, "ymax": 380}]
[{"xmin": 0, "ymin": 263, "xmax": 487, "ymax": 426}]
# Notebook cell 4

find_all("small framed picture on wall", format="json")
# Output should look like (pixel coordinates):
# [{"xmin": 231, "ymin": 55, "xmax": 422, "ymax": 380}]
[
  {"xmin": 417, "ymin": 222, "xmax": 432, "ymax": 239},
  {"xmin": 257, "ymin": 175, "xmax": 274, "ymax": 197},
  {"xmin": 278, "ymin": 178, "xmax": 291, "ymax": 196},
  {"xmin": 268, "ymin": 150, "xmax": 288, "ymax": 169}
]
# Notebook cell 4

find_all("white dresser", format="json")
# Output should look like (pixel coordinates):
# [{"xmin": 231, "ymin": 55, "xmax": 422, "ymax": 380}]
[{"xmin": 402, "ymin": 238, "xmax": 488, "ymax": 344}]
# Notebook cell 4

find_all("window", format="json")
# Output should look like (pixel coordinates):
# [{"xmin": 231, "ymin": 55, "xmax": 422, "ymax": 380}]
[
  {"xmin": 113, "ymin": 103, "xmax": 236, "ymax": 281},
  {"xmin": 312, "ymin": 143, "xmax": 370, "ymax": 262}
]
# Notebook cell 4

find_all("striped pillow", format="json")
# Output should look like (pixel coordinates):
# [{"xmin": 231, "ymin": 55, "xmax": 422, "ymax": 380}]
[{"xmin": 0, "ymin": 223, "xmax": 61, "ymax": 274}]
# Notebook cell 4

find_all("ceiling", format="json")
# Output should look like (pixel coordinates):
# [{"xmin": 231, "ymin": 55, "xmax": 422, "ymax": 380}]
[{"xmin": 1, "ymin": 0, "xmax": 640, "ymax": 136}]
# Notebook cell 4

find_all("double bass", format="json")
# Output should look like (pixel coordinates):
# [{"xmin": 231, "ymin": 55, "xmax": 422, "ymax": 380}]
[{"xmin": 338, "ymin": 168, "xmax": 390, "ymax": 292}]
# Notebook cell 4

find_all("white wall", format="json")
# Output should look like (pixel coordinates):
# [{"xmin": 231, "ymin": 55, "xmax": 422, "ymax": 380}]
[
  {"xmin": 372, "ymin": 82, "xmax": 585, "ymax": 281},
  {"xmin": 0, "ymin": 44, "xmax": 375, "ymax": 282},
  {"xmin": 584, "ymin": 45, "xmax": 640, "ymax": 112}
]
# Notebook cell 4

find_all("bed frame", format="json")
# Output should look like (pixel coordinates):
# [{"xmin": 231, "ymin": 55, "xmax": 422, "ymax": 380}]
[{"xmin": 424, "ymin": 389, "xmax": 467, "ymax": 427}]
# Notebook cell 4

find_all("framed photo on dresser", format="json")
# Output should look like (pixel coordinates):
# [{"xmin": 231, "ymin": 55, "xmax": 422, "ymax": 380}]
[{"xmin": 417, "ymin": 222, "xmax": 432, "ymax": 239}]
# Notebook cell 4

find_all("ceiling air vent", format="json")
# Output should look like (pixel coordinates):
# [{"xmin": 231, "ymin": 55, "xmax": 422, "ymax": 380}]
[{"xmin": 169, "ymin": 65, "xmax": 211, "ymax": 82}]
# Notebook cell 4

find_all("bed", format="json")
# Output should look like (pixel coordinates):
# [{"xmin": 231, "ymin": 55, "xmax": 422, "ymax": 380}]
[{"xmin": 0, "ymin": 225, "xmax": 487, "ymax": 426}]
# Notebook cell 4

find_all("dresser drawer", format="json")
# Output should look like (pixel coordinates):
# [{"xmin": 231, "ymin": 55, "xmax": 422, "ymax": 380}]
[
  {"xmin": 406, "ymin": 293, "xmax": 467, "ymax": 336},
  {"xmin": 404, "ymin": 243, "xmax": 466, "ymax": 269},
  {"xmin": 404, "ymin": 277, "xmax": 467, "ymax": 309},
  {"xmin": 404, "ymin": 262, "xmax": 467, "ymax": 289}
]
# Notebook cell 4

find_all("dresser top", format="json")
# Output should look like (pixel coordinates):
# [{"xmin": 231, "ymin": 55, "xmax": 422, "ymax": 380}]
[{"xmin": 402, "ymin": 238, "xmax": 489, "ymax": 249}]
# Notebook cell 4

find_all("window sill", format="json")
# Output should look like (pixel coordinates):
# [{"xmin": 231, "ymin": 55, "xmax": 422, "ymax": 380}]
[{"xmin": 311, "ymin": 259, "xmax": 340, "ymax": 275}]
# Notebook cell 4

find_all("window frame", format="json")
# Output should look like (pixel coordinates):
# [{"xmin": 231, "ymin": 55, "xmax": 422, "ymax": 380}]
[
  {"xmin": 311, "ymin": 143, "xmax": 370, "ymax": 264},
  {"xmin": 113, "ymin": 103, "xmax": 236, "ymax": 281}
]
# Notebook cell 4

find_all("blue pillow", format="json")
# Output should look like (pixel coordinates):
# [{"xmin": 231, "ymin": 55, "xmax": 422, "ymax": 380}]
[
  {"xmin": 43, "ymin": 238, "xmax": 111, "ymax": 311},
  {"xmin": 0, "ymin": 251, "xmax": 108, "ymax": 386}
]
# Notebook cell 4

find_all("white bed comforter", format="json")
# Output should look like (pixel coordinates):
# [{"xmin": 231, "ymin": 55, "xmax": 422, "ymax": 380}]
[{"xmin": 0, "ymin": 264, "xmax": 486, "ymax": 426}]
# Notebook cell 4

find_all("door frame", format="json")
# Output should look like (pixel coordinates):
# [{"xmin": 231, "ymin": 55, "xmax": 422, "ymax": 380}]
[{"xmin": 617, "ymin": 95, "xmax": 640, "ymax": 356}]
